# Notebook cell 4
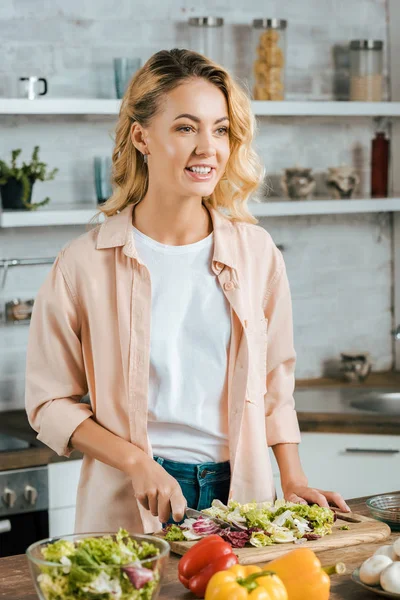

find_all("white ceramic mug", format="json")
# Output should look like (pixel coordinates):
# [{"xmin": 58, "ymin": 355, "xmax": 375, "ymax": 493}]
[{"xmin": 19, "ymin": 77, "xmax": 48, "ymax": 100}]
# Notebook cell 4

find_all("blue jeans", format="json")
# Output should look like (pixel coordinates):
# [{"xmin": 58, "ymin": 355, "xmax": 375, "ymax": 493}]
[{"xmin": 154, "ymin": 456, "xmax": 231, "ymax": 525}]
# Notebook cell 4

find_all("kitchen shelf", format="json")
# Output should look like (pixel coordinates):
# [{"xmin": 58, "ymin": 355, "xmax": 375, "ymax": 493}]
[
  {"xmin": 0, "ymin": 99, "xmax": 120, "ymax": 115},
  {"xmin": 253, "ymin": 101, "xmax": 400, "ymax": 117},
  {"xmin": 249, "ymin": 197, "xmax": 400, "ymax": 217},
  {"xmin": 0, "ymin": 207, "xmax": 101, "ymax": 228},
  {"xmin": 2, "ymin": 198, "xmax": 400, "ymax": 227},
  {"xmin": 1, "ymin": 98, "xmax": 400, "ymax": 117}
]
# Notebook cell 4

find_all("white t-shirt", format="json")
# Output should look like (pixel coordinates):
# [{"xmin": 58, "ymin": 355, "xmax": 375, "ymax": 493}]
[{"xmin": 132, "ymin": 226, "xmax": 231, "ymax": 463}]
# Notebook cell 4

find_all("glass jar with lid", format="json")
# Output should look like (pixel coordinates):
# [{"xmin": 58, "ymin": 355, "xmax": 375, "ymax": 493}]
[
  {"xmin": 349, "ymin": 40, "xmax": 383, "ymax": 101},
  {"xmin": 188, "ymin": 17, "xmax": 224, "ymax": 65},
  {"xmin": 252, "ymin": 19, "xmax": 287, "ymax": 101}
]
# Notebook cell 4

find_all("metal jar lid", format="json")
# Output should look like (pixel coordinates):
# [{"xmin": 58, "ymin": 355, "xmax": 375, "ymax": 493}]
[
  {"xmin": 188, "ymin": 17, "xmax": 224, "ymax": 27},
  {"xmin": 350, "ymin": 40, "xmax": 383, "ymax": 50},
  {"xmin": 253, "ymin": 18, "xmax": 287, "ymax": 30}
]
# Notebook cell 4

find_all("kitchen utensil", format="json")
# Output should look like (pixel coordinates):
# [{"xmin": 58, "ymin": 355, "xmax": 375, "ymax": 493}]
[
  {"xmin": 19, "ymin": 77, "xmax": 48, "ymax": 100},
  {"xmin": 113, "ymin": 58, "xmax": 141, "ymax": 99},
  {"xmin": 185, "ymin": 507, "xmax": 246, "ymax": 531},
  {"xmin": 166, "ymin": 510, "xmax": 390, "ymax": 564},
  {"xmin": 27, "ymin": 532, "xmax": 170, "ymax": 600},
  {"xmin": 367, "ymin": 494, "xmax": 400, "ymax": 530},
  {"xmin": 352, "ymin": 568, "xmax": 400, "ymax": 598}
]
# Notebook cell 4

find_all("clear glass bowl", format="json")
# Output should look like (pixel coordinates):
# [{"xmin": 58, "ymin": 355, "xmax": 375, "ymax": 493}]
[
  {"xmin": 26, "ymin": 532, "xmax": 170, "ymax": 600},
  {"xmin": 366, "ymin": 493, "xmax": 400, "ymax": 530}
]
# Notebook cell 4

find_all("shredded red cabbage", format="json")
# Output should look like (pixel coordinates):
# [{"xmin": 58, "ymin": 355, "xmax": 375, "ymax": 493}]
[
  {"xmin": 220, "ymin": 529, "xmax": 250, "ymax": 548},
  {"xmin": 302, "ymin": 533, "xmax": 322, "ymax": 540},
  {"xmin": 192, "ymin": 516, "xmax": 222, "ymax": 536},
  {"xmin": 122, "ymin": 565, "xmax": 154, "ymax": 589}
]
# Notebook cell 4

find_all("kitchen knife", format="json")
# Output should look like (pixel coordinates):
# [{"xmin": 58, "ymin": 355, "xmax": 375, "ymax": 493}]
[{"xmin": 185, "ymin": 507, "xmax": 245, "ymax": 531}]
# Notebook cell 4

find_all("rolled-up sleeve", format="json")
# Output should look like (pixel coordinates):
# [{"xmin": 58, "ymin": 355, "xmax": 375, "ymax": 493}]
[
  {"xmin": 263, "ymin": 257, "xmax": 301, "ymax": 446},
  {"xmin": 25, "ymin": 252, "xmax": 93, "ymax": 457}
]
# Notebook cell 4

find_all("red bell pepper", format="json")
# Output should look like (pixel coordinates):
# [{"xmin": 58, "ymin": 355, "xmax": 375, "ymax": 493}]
[{"xmin": 178, "ymin": 535, "xmax": 238, "ymax": 598}]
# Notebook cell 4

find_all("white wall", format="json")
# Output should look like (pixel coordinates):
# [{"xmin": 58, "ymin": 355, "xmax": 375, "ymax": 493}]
[{"xmin": 0, "ymin": 0, "xmax": 393, "ymax": 411}]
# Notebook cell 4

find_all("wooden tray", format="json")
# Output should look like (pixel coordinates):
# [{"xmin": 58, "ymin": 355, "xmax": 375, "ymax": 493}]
[{"xmin": 162, "ymin": 511, "xmax": 391, "ymax": 565}]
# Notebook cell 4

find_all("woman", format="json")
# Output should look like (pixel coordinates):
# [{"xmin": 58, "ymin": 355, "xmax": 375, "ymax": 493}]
[{"xmin": 25, "ymin": 49, "xmax": 349, "ymax": 535}]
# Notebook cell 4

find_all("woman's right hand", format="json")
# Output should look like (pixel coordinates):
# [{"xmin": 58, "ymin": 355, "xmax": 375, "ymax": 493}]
[{"xmin": 129, "ymin": 455, "xmax": 187, "ymax": 523}]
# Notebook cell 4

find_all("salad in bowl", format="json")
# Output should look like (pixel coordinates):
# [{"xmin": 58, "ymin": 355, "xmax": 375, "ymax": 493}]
[{"xmin": 26, "ymin": 528, "xmax": 170, "ymax": 600}]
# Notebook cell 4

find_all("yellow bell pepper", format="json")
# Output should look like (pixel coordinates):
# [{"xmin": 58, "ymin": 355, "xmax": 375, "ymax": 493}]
[
  {"xmin": 261, "ymin": 547, "xmax": 345, "ymax": 600},
  {"xmin": 205, "ymin": 564, "xmax": 288, "ymax": 600}
]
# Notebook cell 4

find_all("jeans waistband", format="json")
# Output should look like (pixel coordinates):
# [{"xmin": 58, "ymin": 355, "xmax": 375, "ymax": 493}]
[{"xmin": 154, "ymin": 455, "xmax": 230, "ymax": 479}]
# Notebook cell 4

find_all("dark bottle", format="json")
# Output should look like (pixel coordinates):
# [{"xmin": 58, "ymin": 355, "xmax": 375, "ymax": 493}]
[{"xmin": 371, "ymin": 131, "xmax": 390, "ymax": 198}]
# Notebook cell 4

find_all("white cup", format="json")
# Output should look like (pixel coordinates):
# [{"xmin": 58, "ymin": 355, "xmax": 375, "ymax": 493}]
[{"xmin": 19, "ymin": 77, "xmax": 48, "ymax": 100}]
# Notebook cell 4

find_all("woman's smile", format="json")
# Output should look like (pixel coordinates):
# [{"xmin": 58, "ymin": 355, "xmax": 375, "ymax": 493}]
[{"xmin": 184, "ymin": 164, "xmax": 216, "ymax": 182}]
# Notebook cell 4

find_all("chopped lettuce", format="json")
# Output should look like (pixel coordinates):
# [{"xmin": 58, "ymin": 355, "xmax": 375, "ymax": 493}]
[
  {"xmin": 42, "ymin": 539, "xmax": 75, "ymax": 563},
  {"xmin": 38, "ymin": 528, "xmax": 160, "ymax": 600},
  {"xmin": 201, "ymin": 499, "xmax": 334, "ymax": 547},
  {"xmin": 163, "ymin": 525, "xmax": 185, "ymax": 542},
  {"xmin": 249, "ymin": 531, "xmax": 274, "ymax": 547}
]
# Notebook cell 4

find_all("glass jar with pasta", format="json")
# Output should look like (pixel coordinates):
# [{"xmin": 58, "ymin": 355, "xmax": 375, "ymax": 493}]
[{"xmin": 252, "ymin": 18, "xmax": 287, "ymax": 101}]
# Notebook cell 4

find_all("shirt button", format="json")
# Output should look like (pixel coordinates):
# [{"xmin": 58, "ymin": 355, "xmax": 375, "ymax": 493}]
[
  {"xmin": 215, "ymin": 261, "xmax": 224, "ymax": 272},
  {"xmin": 224, "ymin": 281, "xmax": 235, "ymax": 291}
]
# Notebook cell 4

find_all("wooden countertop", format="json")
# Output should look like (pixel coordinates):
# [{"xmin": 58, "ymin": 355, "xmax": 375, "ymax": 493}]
[
  {"xmin": 296, "ymin": 371, "xmax": 400, "ymax": 388},
  {"xmin": 0, "ymin": 410, "xmax": 82, "ymax": 471},
  {"xmin": 0, "ymin": 493, "xmax": 398, "ymax": 600},
  {"xmin": 297, "ymin": 371, "xmax": 400, "ymax": 434}
]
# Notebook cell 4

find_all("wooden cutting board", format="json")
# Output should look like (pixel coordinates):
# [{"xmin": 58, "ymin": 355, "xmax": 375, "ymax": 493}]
[{"xmin": 161, "ymin": 511, "xmax": 391, "ymax": 565}]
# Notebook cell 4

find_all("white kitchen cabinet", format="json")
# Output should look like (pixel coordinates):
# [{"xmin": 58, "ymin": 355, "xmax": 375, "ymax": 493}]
[
  {"xmin": 49, "ymin": 507, "xmax": 77, "ymax": 537},
  {"xmin": 48, "ymin": 459, "xmax": 82, "ymax": 536},
  {"xmin": 269, "ymin": 433, "xmax": 400, "ymax": 501}
]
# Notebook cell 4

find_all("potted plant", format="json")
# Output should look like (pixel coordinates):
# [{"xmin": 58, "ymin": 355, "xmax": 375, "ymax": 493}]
[{"xmin": 0, "ymin": 146, "xmax": 58, "ymax": 210}]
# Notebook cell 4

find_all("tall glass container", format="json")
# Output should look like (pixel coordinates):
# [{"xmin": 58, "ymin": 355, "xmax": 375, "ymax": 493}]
[
  {"xmin": 188, "ymin": 17, "xmax": 224, "ymax": 65},
  {"xmin": 350, "ymin": 40, "xmax": 383, "ymax": 101},
  {"xmin": 252, "ymin": 19, "xmax": 287, "ymax": 101}
]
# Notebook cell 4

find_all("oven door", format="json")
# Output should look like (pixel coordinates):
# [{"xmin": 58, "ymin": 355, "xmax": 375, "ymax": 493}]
[{"xmin": 0, "ymin": 511, "xmax": 49, "ymax": 557}]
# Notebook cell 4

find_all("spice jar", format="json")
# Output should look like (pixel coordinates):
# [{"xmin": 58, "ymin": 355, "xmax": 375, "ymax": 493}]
[
  {"xmin": 252, "ymin": 19, "xmax": 287, "ymax": 101},
  {"xmin": 188, "ymin": 17, "xmax": 224, "ymax": 65},
  {"xmin": 350, "ymin": 40, "xmax": 383, "ymax": 101}
]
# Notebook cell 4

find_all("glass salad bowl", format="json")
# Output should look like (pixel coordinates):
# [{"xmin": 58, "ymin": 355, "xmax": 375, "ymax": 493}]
[
  {"xmin": 366, "ymin": 494, "xmax": 400, "ymax": 531},
  {"xmin": 26, "ymin": 529, "xmax": 170, "ymax": 600}
]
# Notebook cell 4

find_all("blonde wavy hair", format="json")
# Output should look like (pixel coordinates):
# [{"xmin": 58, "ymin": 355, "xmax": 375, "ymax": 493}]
[{"xmin": 98, "ymin": 48, "xmax": 265, "ymax": 224}]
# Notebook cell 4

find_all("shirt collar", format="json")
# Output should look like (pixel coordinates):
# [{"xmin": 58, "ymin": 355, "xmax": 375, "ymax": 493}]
[{"xmin": 96, "ymin": 201, "xmax": 237, "ymax": 271}]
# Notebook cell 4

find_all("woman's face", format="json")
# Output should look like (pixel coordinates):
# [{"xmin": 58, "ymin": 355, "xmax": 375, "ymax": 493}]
[{"xmin": 138, "ymin": 78, "xmax": 230, "ymax": 199}]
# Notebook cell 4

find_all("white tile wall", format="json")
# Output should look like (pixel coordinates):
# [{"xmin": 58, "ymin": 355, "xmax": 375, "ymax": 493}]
[{"xmin": 0, "ymin": 0, "xmax": 393, "ymax": 411}]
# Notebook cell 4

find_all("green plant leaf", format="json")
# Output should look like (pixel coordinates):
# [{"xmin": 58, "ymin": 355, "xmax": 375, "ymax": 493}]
[{"xmin": 0, "ymin": 147, "xmax": 57, "ymax": 211}]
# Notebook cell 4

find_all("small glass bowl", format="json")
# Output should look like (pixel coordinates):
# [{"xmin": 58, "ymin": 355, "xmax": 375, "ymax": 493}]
[
  {"xmin": 367, "ymin": 493, "xmax": 400, "ymax": 530},
  {"xmin": 26, "ymin": 532, "xmax": 170, "ymax": 600}
]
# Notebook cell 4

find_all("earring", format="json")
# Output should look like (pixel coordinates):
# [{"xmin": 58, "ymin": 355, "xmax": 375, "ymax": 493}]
[{"xmin": 143, "ymin": 153, "xmax": 148, "ymax": 164}]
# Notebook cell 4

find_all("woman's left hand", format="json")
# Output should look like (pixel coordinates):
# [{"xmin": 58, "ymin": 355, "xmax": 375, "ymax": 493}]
[{"xmin": 283, "ymin": 484, "xmax": 351, "ymax": 512}]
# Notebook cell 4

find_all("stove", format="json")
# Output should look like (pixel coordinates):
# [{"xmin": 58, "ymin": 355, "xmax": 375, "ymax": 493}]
[{"xmin": 0, "ymin": 433, "xmax": 49, "ymax": 556}]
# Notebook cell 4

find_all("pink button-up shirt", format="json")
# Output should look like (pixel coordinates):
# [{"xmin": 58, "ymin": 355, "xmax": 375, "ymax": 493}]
[{"xmin": 25, "ymin": 203, "xmax": 301, "ymax": 534}]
